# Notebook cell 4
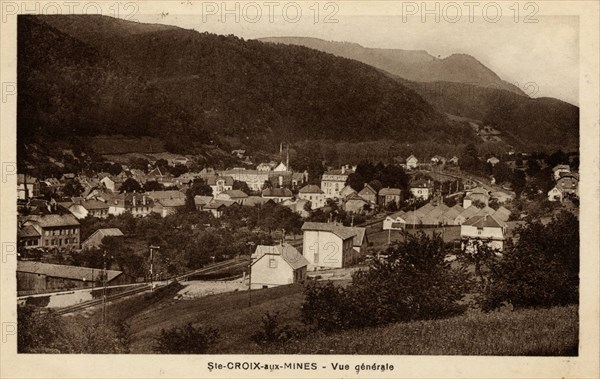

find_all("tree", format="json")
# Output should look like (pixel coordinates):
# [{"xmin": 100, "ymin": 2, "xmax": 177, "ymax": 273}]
[
  {"xmin": 168, "ymin": 164, "xmax": 189, "ymax": 177},
  {"xmin": 129, "ymin": 157, "xmax": 149, "ymax": 172},
  {"xmin": 153, "ymin": 323, "xmax": 219, "ymax": 354},
  {"xmin": 119, "ymin": 178, "xmax": 142, "ymax": 193},
  {"xmin": 511, "ymin": 170, "xmax": 527, "ymax": 198},
  {"xmin": 481, "ymin": 212, "xmax": 579, "ymax": 310},
  {"xmin": 106, "ymin": 163, "xmax": 123, "ymax": 176},
  {"xmin": 62, "ymin": 179, "xmax": 84, "ymax": 197},
  {"xmin": 232, "ymin": 180, "xmax": 251, "ymax": 195},
  {"xmin": 346, "ymin": 172, "xmax": 365, "ymax": 192},
  {"xmin": 143, "ymin": 180, "xmax": 164, "ymax": 192},
  {"xmin": 493, "ymin": 161, "xmax": 513, "ymax": 185},
  {"xmin": 302, "ymin": 232, "xmax": 470, "ymax": 331},
  {"xmin": 185, "ymin": 179, "xmax": 213, "ymax": 211}
]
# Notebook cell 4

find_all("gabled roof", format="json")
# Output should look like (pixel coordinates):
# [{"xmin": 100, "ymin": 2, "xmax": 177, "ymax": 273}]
[
  {"xmin": 457, "ymin": 205, "xmax": 481, "ymax": 220},
  {"xmin": 463, "ymin": 214, "xmax": 504, "ymax": 228},
  {"xmin": 358, "ymin": 184, "xmax": 377, "ymax": 196},
  {"xmin": 301, "ymin": 222, "xmax": 356, "ymax": 240},
  {"xmin": 388, "ymin": 210, "xmax": 406, "ymax": 220},
  {"xmin": 17, "ymin": 261, "xmax": 122, "ymax": 282},
  {"xmin": 493, "ymin": 206, "xmax": 512, "ymax": 222},
  {"xmin": 75, "ymin": 199, "xmax": 109, "ymax": 210},
  {"xmin": 204, "ymin": 199, "xmax": 237, "ymax": 209},
  {"xmin": 406, "ymin": 154, "xmax": 418, "ymax": 162},
  {"xmin": 552, "ymin": 164, "xmax": 570, "ymax": 171},
  {"xmin": 83, "ymin": 228, "xmax": 124, "ymax": 246},
  {"xmin": 417, "ymin": 203, "xmax": 435, "ymax": 214},
  {"xmin": 18, "ymin": 225, "xmax": 41, "ymax": 238},
  {"xmin": 262, "ymin": 188, "xmax": 293, "ymax": 198},
  {"xmin": 299, "ymin": 184, "xmax": 324, "ymax": 194},
  {"xmin": 350, "ymin": 227, "xmax": 367, "ymax": 247},
  {"xmin": 146, "ymin": 190, "xmax": 186, "ymax": 200},
  {"xmin": 194, "ymin": 195, "xmax": 213, "ymax": 206},
  {"xmin": 475, "ymin": 206, "xmax": 496, "ymax": 216},
  {"xmin": 23, "ymin": 214, "xmax": 80, "ymax": 228},
  {"xmin": 157, "ymin": 198, "xmax": 186, "ymax": 208},
  {"xmin": 206, "ymin": 175, "xmax": 234, "ymax": 186},
  {"xmin": 220, "ymin": 189, "xmax": 249, "ymax": 198},
  {"xmin": 244, "ymin": 196, "xmax": 275, "ymax": 207},
  {"xmin": 345, "ymin": 193, "xmax": 368, "ymax": 203},
  {"xmin": 379, "ymin": 188, "xmax": 402, "ymax": 196},
  {"xmin": 469, "ymin": 187, "xmax": 490, "ymax": 196},
  {"xmin": 253, "ymin": 244, "xmax": 309, "ymax": 270}
]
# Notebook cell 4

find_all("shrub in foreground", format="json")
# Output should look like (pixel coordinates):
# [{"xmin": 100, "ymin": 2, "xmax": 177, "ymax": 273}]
[{"xmin": 153, "ymin": 323, "xmax": 219, "ymax": 354}]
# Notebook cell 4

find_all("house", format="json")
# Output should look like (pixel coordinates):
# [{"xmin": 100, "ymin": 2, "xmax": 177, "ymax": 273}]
[
  {"xmin": 193, "ymin": 195, "xmax": 214, "ymax": 210},
  {"xmin": 66, "ymin": 199, "xmax": 109, "ymax": 219},
  {"xmin": 273, "ymin": 162, "xmax": 288, "ymax": 172},
  {"xmin": 218, "ymin": 168, "xmax": 270, "ymax": 191},
  {"xmin": 461, "ymin": 214, "xmax": 506, "ymax": 253},
  {"xmin": 493, "ymin": 206, "xmax": 512, "ymax": 223},
  {"xmin": 409, "ymin": 180, "xmax": 433, "ymax": 200},
  {"xmin": 463, "ymin": 187, "xmax": 490, "ymax": 207},
  {"xmin": 490, "ymin": 191, "xmax": 513, "ymax": 204},
  {"xmin": 153, "ymin": 198, "xmax": 187, "ymax": 217},
  {"xmin": 261, "ymin": 188, "xmax": 293, "ymax": 203},
  {"xmin": 17, "ymin": 261, "xmax": 133, "ymax": 295},
  {"xmin": 422, "ymin": 203, "xmax": 450, "ymax": 225},
  {"xmin": 320, "ymin": 166, "xmax": 353, "ymax": 198},
  {"xmin": 431, "ymin": 155, "xmax": 446, "ymax": 164},
  {"xmin": 18, "ymin": 225, "xmax": 42, "ymax": 250},
  {"xmin": 201, "ymin": 199, "xmax": 238, "ymax": 218},
  {"xmin": 448, "ymin": 156, "xmax": 459, "ymax": 165},
  {"xmin": 107, "ymin": 194, "xmax": 154, "ymax": 217},
  {"xmin": 244, "ymin": 196, "xmax": 275, "ymax": 207},
  {"xmin": 440, "ymin": 204, "xmax": 464, "ymax": 225},
  {"xmin": 298, "ymin": 184, "xmax": 326, "ymax": 209},
  {"xmin": 60, "ymin": 173, "xmax": 76, "ymax": 182},
  {"xmin": 206, "ymin": 176, "xmax": 234, "ymax": 196},
  {"xmin": 231, "ymin": 149, "xmax": 246, "ymax": 159},
  {"xmin": 282, "ymin": 199, "xmax": 311, "ymax": 218},
  {"xmin": 216, "ymin": 189, "xmax": 249, "ymax": 204},
  {"xmin": 82, "ymin": 228, "xmax": 124, "ymax": 250},
  {"xmin": 406, "ymin": 155, "xmax": 419, "ymax": 169},
  {"xmin": 21, "ymin": 213, "xmax": 81, "ymax": 250},
  {"xmin": 17, "ymin": 174, "xmax": 40, "ymax": 200},
  {"xmin": 486, "ymin": 157, "xmax": 500, "ymax": 166},
  {"xmin": 350, "ymin": 226, "xmax": 368, "ymax": 254},
  {"xmin": 548, "ymin": 186, "xmax": 564, "ymax": 202},
  {"xmin": 343, "ymin": 193, "xmax": 370, "ymax": 214},
  {"xmin": 250, "ymin": 244, "xmax": 309, "ymax": 289},
  {"xmin": 301, "ymin": 222, "xmax": 359, "ymax": 269},
  {"xmin": 556, "ymin": 172, "xmax": 579, "ymax": 197},
  {"xmin": 291, "ymin": 171, "xmax": 309, "ymax": 187},
  {"xmin": 358, "ymin": 184, "xmax": 378, "ymax": 205},
  {"xmin": 552, "ymin": 164, "xmax": 571, "ymax": 180},
  {"xmin": 100, "ymin": 176, "xmax": 116, "ymax": 192},
  {"xmin": 454, "ymin": 205, "xmax": 481, "ymax": 225},
  {"xmin": 256, "ymin": 162, "xmax": 275, "ymax": 172},
  {"xmin": 378, "ymin": 188, "xmax": 402, "ymax": 207},
  {"xmin": 174, "ymin": 172, "xmax": 201, "ymax": 186},
  {"xmin": 383, "ymin": 211, "xmax": 406, "ymax": 230},
  {"xmin": 146, "ymin": 190, "xmax": 186, "ymax": 202},
  {"xmin": 401, "ymin": 210, "xmax": 426, "ymax": 227},
  {"xmin": 339, "ymin": 185, "xmax": 357, "ymax": 199},
  {"xmin": 172, "ymin": 156, "xmax": 190, "ymax": 166}
]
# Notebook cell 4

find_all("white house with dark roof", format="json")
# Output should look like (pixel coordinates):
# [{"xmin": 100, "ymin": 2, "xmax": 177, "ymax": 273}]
[
  {"xmin": 250, "ymin": 244, "xmax": 309, "ymax": 289},
  {"xmin": 301, "ymin": 222, "xmax": 360, "ymax": 269},
  {"xmin": 552, "ymin": 164, "xmax": 571, "ymax": 180},
  {"xmin": 206, "ymin": 176, "xmax": 234, "ymax": 196},
  {"xmin": 320, "ymin": 167, "xmax": 353, "ymax": 199},
  {"xmin": 383, "ymin": 211, "xmax": 406, "ymax": 231},
  {"xmin": 22, "ymin": 214, "xmax": 81, "ymax": 250},
  {"xmin": 406, "ymin": 155, "xmax": 419, "ymax": 169},
  {"xmin": 298, "ymin": 184, "xmax": 326, "ymax": 209},
  {"xmin": 378, "ymin": 188, "xmax": 402, "ymax": 207},
  {"xmin": 460, "ymin": 214, "xmax": 506, "ymax": 253}
]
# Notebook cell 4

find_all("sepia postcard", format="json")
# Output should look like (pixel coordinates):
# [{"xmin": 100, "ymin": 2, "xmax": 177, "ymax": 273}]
[{"xmin": 1, "ymin": 1, "xmax": 599, "ymax": 378}]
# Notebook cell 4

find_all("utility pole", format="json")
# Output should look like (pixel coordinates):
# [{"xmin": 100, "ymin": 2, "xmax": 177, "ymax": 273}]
[
  {"xmin": 247, "ymin": 242, "xmax": 256, "ymax": 308},
  {"xmin": 149, "ymin": 245, "xmax": 160, "ymax": 291},
  {"xmin": 102, "ymin": 251, "xmax": 107, "ymax": 324}
]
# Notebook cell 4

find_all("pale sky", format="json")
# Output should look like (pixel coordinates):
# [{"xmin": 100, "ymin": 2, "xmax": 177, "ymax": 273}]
[{"xmin": 133, "ymin": 2, "xmax": 579, "ymax": 105}]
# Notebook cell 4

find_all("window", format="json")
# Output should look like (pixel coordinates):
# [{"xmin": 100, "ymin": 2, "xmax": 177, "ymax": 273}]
[
  {"xmin": 45, "ymin": 240, "xmax": 49, "ymax": 246},
  {"xmin": 269, "ymin": 257, "xmax": 277, "ymax": 268}
]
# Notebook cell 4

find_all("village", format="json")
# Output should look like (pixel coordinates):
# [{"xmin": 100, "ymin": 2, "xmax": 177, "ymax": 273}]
[{"xmin": 16, "ymin": 146, "xmax": 579, "ymax": 299}]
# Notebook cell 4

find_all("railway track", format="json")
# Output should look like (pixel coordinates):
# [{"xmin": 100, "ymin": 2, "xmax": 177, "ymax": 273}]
[{"xmin": 53, "ymin": 258, "xmax": 250, "ymax": 315}]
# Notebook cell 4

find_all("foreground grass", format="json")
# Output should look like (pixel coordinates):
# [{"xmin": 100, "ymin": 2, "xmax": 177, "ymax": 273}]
[
  {"xmin": 268, "ymin": 305, "xmax": 578, "ymax": 356},
  {"xmin": 106, "ymin": 279, "xmax": 578, "ymax": 355}
]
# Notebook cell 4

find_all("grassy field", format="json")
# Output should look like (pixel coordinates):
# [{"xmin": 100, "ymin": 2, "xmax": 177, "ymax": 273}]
[
  {"xmin": 93, "ymin": 279, "xmax": 578, "ymax": 356},
  {"xmin": 268, "ymin": 305, "xmax": 578, "ymax": 356}
]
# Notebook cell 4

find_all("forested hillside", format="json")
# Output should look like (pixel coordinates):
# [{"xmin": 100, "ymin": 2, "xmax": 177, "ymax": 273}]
[{"xmin": 19, "ymin": 15, "xmax": 471, "ymax": 157}]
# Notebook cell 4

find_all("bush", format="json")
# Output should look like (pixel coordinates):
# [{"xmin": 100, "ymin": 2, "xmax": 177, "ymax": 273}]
[
  {"xmin": 302, "ymin": 232, "xmax": 471, "ymax": 332},
  {"xmin": 153, "ymin": 323, "xmax": 219, "ymax": 354},
  {"xmin": 481, "ymin": 211, "xmax": 579, "ymax": 310},
  {"xmin": 251, "ymin": 311, "xmax": 307, "ymax": 345}
]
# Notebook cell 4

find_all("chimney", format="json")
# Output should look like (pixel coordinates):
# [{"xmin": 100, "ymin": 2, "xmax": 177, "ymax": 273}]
[
  {"xmin": 143, "ymin": 195, "xmax": 147, "ymax": 205},
  {"xmin": 286, "ymin": 144, "xmax": 290, "ymax": 171}
]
